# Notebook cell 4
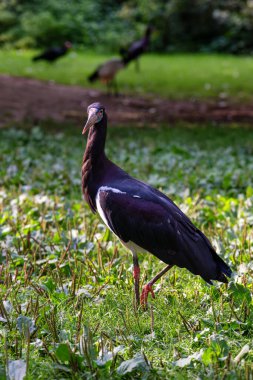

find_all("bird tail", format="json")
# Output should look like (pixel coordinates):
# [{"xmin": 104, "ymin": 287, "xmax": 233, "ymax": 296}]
[
  {"xmin": 122, "ymin": 54, "xmax": 132, "ymax": 66},
  {"xmin": 178, "ymin": 230, "xmax": 232, "ymax": 284},
  {"xmin": 196, "ymin": 230, "xmax": 232, "ymax": 283},
  {"xmin": 212, "ymin": 253, "xmax": 232, "ymax": 283},
  {"xmin": 88, "ymin": 69, "xmax": 99, "ymax": 82}
]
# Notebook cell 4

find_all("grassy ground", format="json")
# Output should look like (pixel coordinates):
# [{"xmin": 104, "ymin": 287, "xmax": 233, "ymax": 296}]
[
  {"xmin": 1, "ymin": 50, "xmax": 253, "ymax": 101},
  {"xmin": 0, "ymin": 122, "xmax": 253, "ymax": 379}
]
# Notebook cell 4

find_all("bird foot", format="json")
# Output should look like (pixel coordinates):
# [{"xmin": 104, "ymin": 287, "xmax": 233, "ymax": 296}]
[{"xmin": 140, "ymin": 283, "xmax": 155, "ymax": 309}]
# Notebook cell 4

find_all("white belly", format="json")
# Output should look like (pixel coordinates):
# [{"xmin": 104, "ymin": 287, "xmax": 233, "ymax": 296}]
[
  {"xmin": 120, "ymin": 240, "xmax": 146, "ymax": 254},
  {"xmin": 95, "ymin": 186, "xmax": 126, "ymax": 232}
]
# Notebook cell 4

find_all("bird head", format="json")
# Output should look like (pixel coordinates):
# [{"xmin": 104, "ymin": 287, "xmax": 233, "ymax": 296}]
[
  {"xmin": 82, "ymin": 103, "xmax": 105, "ymax": 135},
  {"xmin": 64, "ymin": 41, "xmax": 72, "ymax": 49}
]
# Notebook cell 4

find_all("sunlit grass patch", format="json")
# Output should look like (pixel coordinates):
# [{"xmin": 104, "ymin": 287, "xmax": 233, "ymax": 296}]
[{"xmin": 1, "ymin": 50, "xmax": 253, "ymax": 101}]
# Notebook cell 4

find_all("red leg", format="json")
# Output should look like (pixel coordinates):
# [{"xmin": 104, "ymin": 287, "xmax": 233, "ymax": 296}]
[
  {"xmin": 133, "ymin": 253, "xmax": 140, "ymax": 307},
  {"xmin": 141, "ymin": 265, "xmax": 173, "ymax": 309}
]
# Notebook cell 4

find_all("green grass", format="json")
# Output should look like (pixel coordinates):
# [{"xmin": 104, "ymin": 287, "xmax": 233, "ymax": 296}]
[
  {"xmin": 1, "ymin": 49, "xmax": 253, "ymax": 101},
  {"xmin": 1, "ymin": 122, "xmax": 253, "ymax": 379}
]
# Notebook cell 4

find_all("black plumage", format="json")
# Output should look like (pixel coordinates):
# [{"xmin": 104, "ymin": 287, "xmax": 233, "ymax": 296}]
[
  {"xmin": 120, "ymin": 26, "xmax": 153, "ymax": 70},
  {"xmin": 32, "ymin": 41, "xmax": 72, "ymax": 63},
  {"xmin": 81, "ymin": 102, "xmax": 232, "ymax": 307}
]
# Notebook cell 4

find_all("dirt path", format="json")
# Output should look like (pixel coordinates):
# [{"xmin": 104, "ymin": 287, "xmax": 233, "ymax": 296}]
[{"xmin": 1, "ymin": 75, "xmax": 253, "ymax": 127}]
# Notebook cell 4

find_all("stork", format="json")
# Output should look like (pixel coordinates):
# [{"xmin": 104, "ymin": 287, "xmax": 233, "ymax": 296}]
[
  {"xmin": 81, "ymin": 103, "xmax": 232, "ymax": 308},
  {"xmin": 120, "ymin": 26, "xmax": 153, "ymax": 72}
]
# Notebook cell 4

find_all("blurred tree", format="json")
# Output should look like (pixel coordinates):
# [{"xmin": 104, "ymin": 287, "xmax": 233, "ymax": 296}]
[{"xmin": 1, "ymin": 0, "xmax": 253, "ymax": 54}]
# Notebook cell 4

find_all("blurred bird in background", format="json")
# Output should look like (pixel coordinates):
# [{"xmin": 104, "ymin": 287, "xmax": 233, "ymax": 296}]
[
  {"xmin": 120, "ymin": 25, "xmax": 153, "ymax": 71},
  {"xmin": 32, "ymin": 41, "xmax": 72, "ymax": 63},
  {"xmin": 88, "ymin": 55, "xmax": 131, "ymax": 95}
]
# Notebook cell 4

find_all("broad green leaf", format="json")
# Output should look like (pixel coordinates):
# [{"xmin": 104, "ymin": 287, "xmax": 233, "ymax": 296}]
[
  {"xmin": 55, "ymin": 343, "xmax": 72, "ymax": 363},
  {"xmin": 228, "ymin": 283, "xmax": 252, "ymax": 305},
  {"xmin": 8, "ymin": 360, "xmax": 26, "ymax": 380},
  {"xmin": 117, "ymin": 353, "xmax": 149, "ymax": 375},
  {"xmin": 17, "ymin": 316, "xmax": 36, "ymax": 339}
]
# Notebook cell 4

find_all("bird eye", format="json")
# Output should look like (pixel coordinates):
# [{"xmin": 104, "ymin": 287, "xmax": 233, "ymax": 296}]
[{"xmin": 96, "ymin": 109, "xmax": 103, "ymax": 122}]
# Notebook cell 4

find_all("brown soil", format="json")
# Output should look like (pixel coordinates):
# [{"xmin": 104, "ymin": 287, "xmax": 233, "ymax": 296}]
[{"xmin": 1, "ymin": 74, "xmax": 253, "ymax": 127}]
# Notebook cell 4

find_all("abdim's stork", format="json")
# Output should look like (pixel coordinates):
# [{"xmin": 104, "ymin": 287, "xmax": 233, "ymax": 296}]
[
  {"xmin": 81, "ymin": 103, "xmax": 232, "ymax": 308},
  {"xmin": 120, "ymin": 26, "xmax": 153, "ymax": 71},
  {"xmin": 32, "ymin": 41, "xmax": 72, "ymax": 63}
]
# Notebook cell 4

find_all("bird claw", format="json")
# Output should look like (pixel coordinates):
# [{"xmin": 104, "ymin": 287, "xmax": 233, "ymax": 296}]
[{"xmin": 140, "ymin": 283, "xmax": 155, "ymax": 309}]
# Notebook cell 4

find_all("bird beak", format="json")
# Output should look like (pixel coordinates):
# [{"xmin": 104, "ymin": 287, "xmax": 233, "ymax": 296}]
[{"xmin": 82, "ymin": 108, "xmax": 98, "ymax": 135}]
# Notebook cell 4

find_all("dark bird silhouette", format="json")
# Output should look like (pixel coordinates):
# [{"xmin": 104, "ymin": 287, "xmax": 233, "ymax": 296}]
[
  {"xmin": 120, "ymin": 26, "xmax": 153, "ymax": 71},
  {"xmin": 81, "ymin": 103, "xmax": 232, "ymax": 308},
  {"xmin": 32, "ymin": 41, "xmax": 72, "ymax": 63},
  {"xmin": 88, "ymin": 56, "xmax": 130, "ymax": 95}
]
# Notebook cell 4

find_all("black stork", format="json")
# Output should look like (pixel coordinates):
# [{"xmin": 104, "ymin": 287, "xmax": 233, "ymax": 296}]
[
  {"xmin": 120, "ymin": 26, "xmax": 153, "ymax": 72},
  {"xmin": 88, "ymin": 56, "xmax": 130, "ymax": 95},
  {"xmin": 32, "ymin": 41, "xmax": 72, "ymax": 63},
  {"xmin": 81, "ymin": 103, "xmax": 232, "ymax": 308}
]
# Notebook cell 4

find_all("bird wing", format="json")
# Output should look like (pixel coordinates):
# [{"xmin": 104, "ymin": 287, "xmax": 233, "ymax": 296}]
[
  {"xmin": 97, "ymin": 188, "xmax": 208, "ymax": 270},
  {"xmin": 96, "ymin": 185, "xmax": 226, "ymax": 282}
]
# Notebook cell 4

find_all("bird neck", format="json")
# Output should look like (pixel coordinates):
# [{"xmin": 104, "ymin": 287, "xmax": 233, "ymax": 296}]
[
  {"xmin": 83, "ymin": 117, "xmax": 107, "ymax": 164},
  {"xmin": 82, "ymin": 116, "xmax": 108, "ymax": 211}
]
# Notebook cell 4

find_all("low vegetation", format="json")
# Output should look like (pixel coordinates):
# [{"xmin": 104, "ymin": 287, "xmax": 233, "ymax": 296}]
[
  {"xmin": 1, "ymin": 50, "xmax": 253, "ymax": 102},
  {"xmin": 0, "ymin": 122, "xmax": 253, "ymax": 379}
]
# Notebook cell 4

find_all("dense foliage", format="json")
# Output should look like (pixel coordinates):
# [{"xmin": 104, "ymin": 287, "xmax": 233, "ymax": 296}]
[
  {"xmin": 1, "ymin": 0, "xmax": 253, "ymax": 53},
  {"xmin": 0, "ymin": 123, "xmax": 253, "ymax": 379}
]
